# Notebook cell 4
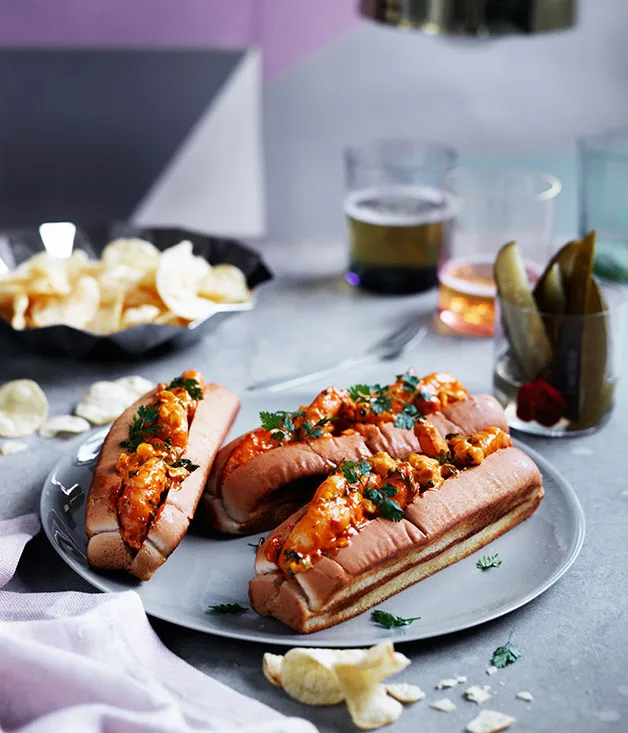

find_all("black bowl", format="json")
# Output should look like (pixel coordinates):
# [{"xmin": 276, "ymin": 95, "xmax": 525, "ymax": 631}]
[{"xmin": 0, "ymin": 223, "xmax": 273, "ymax": 358}]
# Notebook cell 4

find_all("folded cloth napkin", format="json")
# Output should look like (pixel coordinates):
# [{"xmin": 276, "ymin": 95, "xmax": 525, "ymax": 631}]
[{"xmin": 0, "ymin": 514, "xmax": 317, "ymax": 733}]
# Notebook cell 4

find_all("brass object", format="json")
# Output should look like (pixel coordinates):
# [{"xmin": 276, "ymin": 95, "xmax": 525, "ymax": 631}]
[{"xmin": 360, "ymin": 0, "xmax": 577, "ymax": 37}]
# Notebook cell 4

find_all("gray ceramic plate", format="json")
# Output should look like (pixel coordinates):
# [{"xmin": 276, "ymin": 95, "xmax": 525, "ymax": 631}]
[{"xmin": 40, "ymin": 391, "xmax": 585, "ymax": 647}]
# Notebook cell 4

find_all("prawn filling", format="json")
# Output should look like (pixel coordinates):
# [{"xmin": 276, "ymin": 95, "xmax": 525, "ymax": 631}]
[
  {"xmin": 114, "ymin": 370, "xmax": 204, "ymax": 550},
  {"xmin": 265, "ymin": 427, "xmax": 512, "ymax": 578},
  {"xmin": 222, "ymin": 372, "xmax": 470, "ymax": 478}
]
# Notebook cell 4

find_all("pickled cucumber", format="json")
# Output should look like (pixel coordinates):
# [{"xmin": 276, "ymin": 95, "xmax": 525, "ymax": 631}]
[
  {"xmin": 568, "ymin": 277, "xmax": 613, "ymax": 431},
  {"xmin": 533, "ymin": 262, "xmax": 565, "ymax": 315},
  {"xmin": 494, "ymin": 241, "xmax": 553, "ymax": 381}
]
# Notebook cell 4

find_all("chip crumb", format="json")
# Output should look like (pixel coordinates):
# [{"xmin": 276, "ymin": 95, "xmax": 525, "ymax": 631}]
[
  {"xmin": 466, "ymin": 709, "xmax": 517, "ymax": 733},
  {"xmin": 39, "ymin": 415, "xmax": 91, "ymax": 438},
  {"xmin": 465, "ymin": 685, "xmax": 492, "ymax": 704},
  {"xmin": 457, "ymin": 675, "xmax": 468, "ymax": 684},
  {"xmin": 516, "ymin": 691, "xmax": 534, "ymax": 702},
  {"xmin": 436, "ymin": 678, "xmax": 459, "ymax": 689},
  {"xmin": 430, "ymin": 698, "xmax": 456, "ymax": 713},
  {"xmin": 386, "ymin": 683, "xmax": 425, "ymax": 703},
  {"xmin": 498, "ymin": 681, "xmax": 505, "ymax": 687},
  {"xmin": 486, "ymin": 666, "xmax": 498, "ymax": 675},
  {"xmin": 0, "ymin": 440, "xmax": 28, "ymax": 455}
]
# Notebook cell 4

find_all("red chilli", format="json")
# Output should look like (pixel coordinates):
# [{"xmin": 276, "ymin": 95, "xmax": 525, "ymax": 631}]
[{"xmin": 516, "ymin": 380, "xmax": 566, "ymax": 427}]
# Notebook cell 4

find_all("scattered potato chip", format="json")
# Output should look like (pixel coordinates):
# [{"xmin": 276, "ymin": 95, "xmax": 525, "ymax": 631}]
[
  {"xmin": 430, "ymin": 698, "xmax": 456, "ymax": 713},
  {"xmin": 486, "ymin": 666, "xmax": 498, "ymax": 675},
  {"xmin": 198, "ymin": 264, "xmax": 252, "ymax": 304},
  {"xmin": 385, "ymin": 683, "xmax": 425, "ymax": 703},
  {"xmin": 281, "ymin": 648, "xmax": 351, "ymax": 706},
  {"xmin": 1, "ymin": 440, "xmax": 28, "ymax": 455},
  {"xmin": 30, "ymin": 275, "xmax": 100, "ymax": 329},
  {"xmin": 156, "ymin": 241, "xmax": 216, "ymax": 321},
  {"xmin": 457, "ymin": 675, "xmax": 468, "ymax": 684},
  {"xmin": 39, "ymin": 415, "xmax": 91, "ymax": 438},
  {"xmin": 11, "ymin": 293, "xmax": 29, "ymax": 330},
  {"xmin": 74, "ymin": 379, "xmax": 150, "ymax": 426},
  {"xmin": 263, "ymin": 653, "xmax": 284, "ymax": 687},
  {"xmin": 335, "ymin": 643, "xmax": 409, "ymax": 730},
  {"xmin": 466, "ymin": 709, "xmax": 516, "ymax": 733},
  {"xmin": 0, "ymin": 380, "xmax": 48, "ymax": 437},
  {"xmin": 16, "ymin": 253, "xmax": 72, "ymax": 295},
  {"xmin": 114, "ymin": 376, "xmax": 155, "ymax": 397},
  {"xmin": 121, "ymin": 304, "xmax": 161, "ymax": 329},
  {"xmin": 465, "ymin": 685, "xmax": 492, "ymax": 704},
  {"xmin": 344, "ymin": 682, "xmax": 403, "ymax": 730}
]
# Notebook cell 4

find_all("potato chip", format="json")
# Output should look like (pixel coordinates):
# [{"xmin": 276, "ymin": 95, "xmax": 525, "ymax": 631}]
[
  {"xmin": 343, "ymin": 682, "xmax": 403, "ymax": 730},
  {"xmin": 11, "ymin": 294, "xmax": 29, "ymax": 330},
  {"xmin": 16, "ymin": 253, "xmax": 72, "ymax": 296},
  {"xmin": 39, "ymin": 415, "xmax": 91, "ymax": 438},
  {"xmin": 385, "ymin": 683, "xmax": 425, "ymax": 703},
  {"xmin": 101, "ymin": 238, "xmax": 161, "ymax": 271},
  {"xmin": 30, "ymin": 275, "xmax": 100, "ymax": 329},
  {"xmin": 156, "ymin": 241, "xmax": 215, "ymax": 321},
  {"xmin": 75, "ymin": 380, "xmax": 143, "ymax": 425},
  {"xmin": 0, "ymin": 440, "xmax": 28, "ymax": 455},
  {"xmin": 0, "ymin": 379, "xmax": 48, "ymax": 437},
  {"xmin": 281, "ymin": 648, "xmax": 350, "ymax": 706},
  {"xmin": 122, "ymin": 285, "xmax": 164, "ymax": 310},
  {"xmin": 121, "ymin": 304, "xmax": 161, "ymax": 329},
  {"xmin": 198, "ymin": 264, "xmax": 251, "ymax": 304},
  {"xmin": 87, "ymin": 290, "xmax": 125, "ymax": 335},
  {"xmin": 114, "ymin": 376, "xmax": 155, "ymax": 397},
  {"xmin": 262, "ymin": 653, "xmax": 284, "ymax": 687},
  {"xmin": 66, "ymin": 250, "xmax": 90, "ymax": 281},
  {"xmin": 466, "ymin": 709, "xmax": 516, "ymax": 733}
]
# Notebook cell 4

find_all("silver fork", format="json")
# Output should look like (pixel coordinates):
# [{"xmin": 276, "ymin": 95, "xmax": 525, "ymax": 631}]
[{"xmin": 246, "ymin": 320, "xmax": 428, "ymax": 392}]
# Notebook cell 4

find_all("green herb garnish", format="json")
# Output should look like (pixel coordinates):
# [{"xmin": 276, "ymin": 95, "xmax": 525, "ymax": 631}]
[
  {"xmin": 167, "ymin": 376, "xmax": 204, "ymax": 401},
  {"xmin": 301, "ymin": 416, "xmax": 333, "ymax": 440},
  {"xmin": 208, "ymin": 603, "xmax": 248, "ymax": 614},
  {"xmin": 170, "ymin": 457, "xmax": 200, "ymax": 472},
  {"xmin": 371, "ymin": 610, "xmax": 420, "ymax": 629},
  {"xmin": 394, "ymin": 404, "xmax": 421, "ymax": 430},
  {"xmin": 348, "ymin": 384, "xmax": 372, "ymax": 403},
  {"xmin": 492, "ymin": 632, "xmax": 521, "ymax": 668},
  {"xmin": 436, "ymin": 450, "xmax": 451, "ymax": 465},
  {"xmin": 477, "ymin": 553, "xmax": 502, "ymax": 570},
  {"xmin": 341, "ymin": 459, "xmax": 372, "ymax": 486},
  {"xmin": 259, "ymin": 410, "xmax": 298, "ymax": 443},
  {"xmin": 120, "ymin": 404, "xmax": 161, "ymax": 452},
  {"xmin": 380, "ymin": 483, "xmax": 398, "ymax": 497},
  {"xmin": 380, "ymin": 497, "xmax": 404, "ymax": 522},
  {"xmin": 418, "ymin": 389, "xmax": 432, "ymax": 402},
  {"xmin": 248, "ymin": 537, "xmax": 265, "ymax": 551},
  {"xmin": 398, "ymin": 371, "xmax": 419, "ymax": 393}
]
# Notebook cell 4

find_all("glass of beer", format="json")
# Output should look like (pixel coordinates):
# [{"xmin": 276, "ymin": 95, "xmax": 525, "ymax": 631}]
[
  {"xmin": 439, "ymin": 167, "xmax": 561, "ymax": 337},
  {"xmin": 344, "ymin": 139, "xmax": 458, "ymax": 294}
]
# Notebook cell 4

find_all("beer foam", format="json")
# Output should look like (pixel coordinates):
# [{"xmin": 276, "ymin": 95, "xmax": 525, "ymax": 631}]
[{"xmin": 344, "ymin": 185, "xmax": 455, "ymax": 227}]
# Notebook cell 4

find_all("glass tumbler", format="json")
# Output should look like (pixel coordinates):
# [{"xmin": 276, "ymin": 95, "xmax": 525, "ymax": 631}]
[
  {"xmin": 344, "ymin": 139, "xmax": 457, "ymax": 295},
  {"xmin": 579, "ymin": 128, "xmax": 628, "ymax": 282},
  {"xmin": 439, "ymin": 167, "xmax": 561, "ymax": 337},
  {"xmin": 493, "ymin": 283, "xmax": 626, "ymax": 436}
]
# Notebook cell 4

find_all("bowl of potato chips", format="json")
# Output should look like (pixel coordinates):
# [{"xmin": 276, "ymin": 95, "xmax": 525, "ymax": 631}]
[{"xmin": 0, "ymin": 223, "xmax": 272, "ymax": 357}]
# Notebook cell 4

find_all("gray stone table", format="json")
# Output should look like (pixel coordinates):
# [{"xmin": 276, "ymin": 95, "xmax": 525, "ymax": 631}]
[{"xmin": 2, "ymin": 239, "xmax": 627, "ymax": 733}]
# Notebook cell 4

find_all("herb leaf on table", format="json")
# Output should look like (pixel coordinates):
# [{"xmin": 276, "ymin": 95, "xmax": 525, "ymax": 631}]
[
  {"xmin": 477, "ymin": 553, "xmax": 502, "ymax": 570},
  {"xmin": 208, "ymin": 603, "xmax": 248, "ymax": 615},
  {"xmin": 492, "ymin": 632, "xmax": 521, "ymax": 668}
]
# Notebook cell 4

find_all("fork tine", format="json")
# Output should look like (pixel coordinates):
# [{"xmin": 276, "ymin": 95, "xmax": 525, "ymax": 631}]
[{"xmin": 368, "ymin": 319, "xmax": 425, "ymax": 356}]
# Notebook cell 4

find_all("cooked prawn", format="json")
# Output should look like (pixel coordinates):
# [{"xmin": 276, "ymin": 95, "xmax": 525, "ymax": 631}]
[{"xmin": 414, "ymin": 418, "xmax": 449, "ymax": 458}]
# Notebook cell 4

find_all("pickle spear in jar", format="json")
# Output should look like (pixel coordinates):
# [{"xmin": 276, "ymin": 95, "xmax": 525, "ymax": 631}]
[{"xmin": 494, "ymin": 241, "xmax": 553, "ymax": 382}]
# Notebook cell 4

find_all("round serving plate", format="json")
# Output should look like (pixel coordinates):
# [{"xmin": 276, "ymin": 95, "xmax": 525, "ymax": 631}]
[{"xmin": 41, "ymin": 391, "xmax": 585, "ymax": 647}]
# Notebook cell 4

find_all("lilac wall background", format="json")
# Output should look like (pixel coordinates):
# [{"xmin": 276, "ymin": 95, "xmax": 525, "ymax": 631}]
[{"xmin": 0, "ymin": 0, "xmax": 359, "ymax": 77}]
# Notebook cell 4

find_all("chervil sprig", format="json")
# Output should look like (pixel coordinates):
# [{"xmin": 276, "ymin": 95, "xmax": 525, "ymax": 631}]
[
  {"xmin": 259, "ymin": 410, "xmax": 302, "ymax": 443},
  {"xmin": 167, "ymin": 376, "xmax": 204, "ymax": 401},
  {"xmin": 371, "ymin": 610, "xmax": 420, "ymax": 629},
  {"xmin": 477, "ymin": 553, "xmax": 502, "ymax": 570},
  {"xmin": 120, "ymin": 404, "xmax": 161, "ymax": 452}
]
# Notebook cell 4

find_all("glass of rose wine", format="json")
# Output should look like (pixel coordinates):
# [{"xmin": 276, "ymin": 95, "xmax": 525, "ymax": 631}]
[{"xmin": 438, "ymin": 167, "xmax": 562, "ymax": 337}]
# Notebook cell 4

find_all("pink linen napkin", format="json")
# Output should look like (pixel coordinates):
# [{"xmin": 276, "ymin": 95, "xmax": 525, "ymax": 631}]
[{"xmin": 0, "ymin": 514, "xmax": 317, "ymax": 733}]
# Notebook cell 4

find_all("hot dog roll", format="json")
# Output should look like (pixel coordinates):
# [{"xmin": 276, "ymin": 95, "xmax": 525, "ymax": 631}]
[
  {"xmin": 249, "ymin": 427, "xmax": 543, "ymax": 633},
  {"xmin": 203, "ymin": 370, "xmax": 509, "ymax": 535},
  {"xmin": 85, "ymin": 370, "xmax": 239, "ymax": 580}
]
